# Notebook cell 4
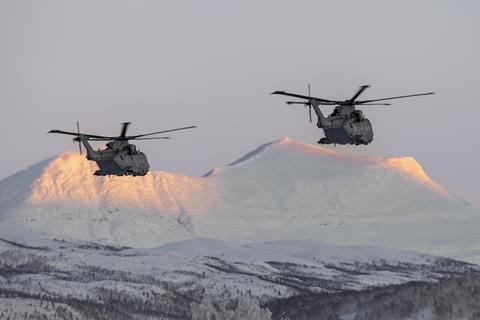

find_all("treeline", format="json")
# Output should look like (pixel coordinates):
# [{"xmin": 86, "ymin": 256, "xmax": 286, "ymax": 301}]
[{"xmin": 267, "ymin": 273, "xmax": 480, "ymax": 320}]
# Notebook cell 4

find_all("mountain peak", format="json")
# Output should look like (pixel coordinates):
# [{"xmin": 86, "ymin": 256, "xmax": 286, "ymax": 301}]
[
  {"xmin": 207, "ymin": 138, "xmax": 448, "ymax": 197},
  {"xmin": 224, "ymin": 137, "xmax": 337, "ymax": 167},
  {"xmin": 22, "ymin": 151, "xmax": 213, "ymax": 214}
]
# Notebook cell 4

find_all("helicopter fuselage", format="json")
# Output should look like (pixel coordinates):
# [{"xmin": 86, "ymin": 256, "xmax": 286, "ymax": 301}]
[
  {"xmin": 317, "ymin": 106, "xmax": 374, "ymax": 145},
  {"xmin": 92, "ymin": 149, "xmax": 150, "ymax": 177},
  {"xmin": 81, "ymin": 138, "xmax": 150, "ymax": 176}
]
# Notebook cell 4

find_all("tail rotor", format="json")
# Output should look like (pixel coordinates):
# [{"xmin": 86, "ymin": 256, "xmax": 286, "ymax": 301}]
[
  {"xmin": 308, "ymin": 84, "xmax": 312, "ymax": 123},
  {"xmin": 75, "ymin": 120, "xmax": 83, "ymax": 155},
  {"xmin": 285, "ymin": 84, "xmax": 313, "ymax": 124}
]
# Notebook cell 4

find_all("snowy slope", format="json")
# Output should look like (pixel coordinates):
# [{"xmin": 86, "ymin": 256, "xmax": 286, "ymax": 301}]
[
  {"xmin": 0, "ymin": 223, "xmax": 477, "ymax": 319},
  {"xmin": 0, "ymin": 137, "xmax": 478, "ymax": 262}
]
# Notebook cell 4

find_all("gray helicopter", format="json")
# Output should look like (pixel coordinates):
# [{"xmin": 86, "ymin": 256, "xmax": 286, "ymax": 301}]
[
  {"xmin": 49, "ymin": 122, "xmax": 196, "ymax": 176},
  {"xmin": 272, "ymin": 85, "xmax": 434, "ymax": 145}
]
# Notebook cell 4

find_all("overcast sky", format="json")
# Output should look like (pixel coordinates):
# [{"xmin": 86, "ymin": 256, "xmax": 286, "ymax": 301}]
[{"xmin": 1, "ymin": 0, "xmax": 479, "ymax": 208}]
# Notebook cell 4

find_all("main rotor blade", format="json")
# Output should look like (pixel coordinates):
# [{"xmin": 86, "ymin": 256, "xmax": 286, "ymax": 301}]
[
  {"xmin": 357, "ymin": 103, "xmax": 391, "ymax": 106},
  {"xmin": 86, "ymin": 137, "xmax": 170, "ymax": 141},
  {"xmin": 120, "ymin": 122, "xmax": 131, "ymax": 139},
  {"xmin": 132, "ymin": 137, "xmax": 170, "ymax": 140},
  {"xmin": 286, "ymin": 101, "xmax": 309, "ymax": 105},
  {"xmin": 76, "ymin": 121, "xmax": 83, "ymax": 155},
  {"xmin": 48, "ymin": 130, "xmax": 113, "ymax": 139},
  {"xmin": 271, "ymin": 91, "xmax": 337, "ymax": 104},
  {"xmin": 349, "ymin": 85, "xmax": 370, "ymax": 102},
  {"xmin": 81, "ymin": 138, "xmax": 112, "ymax": 141},
  {"xmin": 285, "ymin": 100, "xmax": 313, "ymax": 122},
  {"xmin": 127, "ymin": 125, "xmax": 197, "ymax": 139},
  {"xmin": 356, "ymin": 92, "xmax": 434, "ymax": 104}
]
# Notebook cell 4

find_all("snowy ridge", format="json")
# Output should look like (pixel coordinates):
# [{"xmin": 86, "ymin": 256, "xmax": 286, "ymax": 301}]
[
  {"xmin": 0, "ymin": 137, "xmax": 479, "ymax": 262},
  {"xmin": 203, "ymin": 137, "xmax": 288, "ymax": 177},
  {"xmin": 227, "ymin": 137, "xmax": 287, "ymax": 166}
]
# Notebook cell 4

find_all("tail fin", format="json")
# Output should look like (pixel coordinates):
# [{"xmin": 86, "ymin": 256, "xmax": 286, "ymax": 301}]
[
  {"xmin": 310, "ymin": 99, "xmax": 330, "ymax": 128},
  {"xmin": 78, "ymin": 135, "xmax": 99, "ymax": 160}
]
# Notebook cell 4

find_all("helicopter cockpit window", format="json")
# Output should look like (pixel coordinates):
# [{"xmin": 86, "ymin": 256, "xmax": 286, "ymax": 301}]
[{"xmin": 353, "ymin": 111, "xmax": 361, "ymax": 122}]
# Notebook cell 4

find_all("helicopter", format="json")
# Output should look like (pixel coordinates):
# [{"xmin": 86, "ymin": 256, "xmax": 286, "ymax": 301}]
[
  {"xmin": 48, "ymin": 122, "xmax": 196, "ymax": 176},
  {"xmin": 272, "ymin": 85, "xmax": 434, "ymax": 145}
]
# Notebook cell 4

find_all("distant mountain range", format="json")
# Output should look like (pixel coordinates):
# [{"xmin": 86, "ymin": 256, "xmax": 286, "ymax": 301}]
[{"xmin": 0, "ymin": 137, "xmax": 479, "ymax": 262}]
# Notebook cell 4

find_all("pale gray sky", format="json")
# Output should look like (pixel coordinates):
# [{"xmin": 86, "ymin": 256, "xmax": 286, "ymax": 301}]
[{"xmin": 1, "ymin": 0, "xmax": 479, "ymax": 207}]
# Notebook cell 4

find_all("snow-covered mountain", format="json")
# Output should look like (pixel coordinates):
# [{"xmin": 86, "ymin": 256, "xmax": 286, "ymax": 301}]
[
  {"xmin": 1, "ymin": 138, "xmax": 480, "ymax": 319},
  {"xmin": 0, "ymin": 137, "xmax": 479, "ymax": 262}
]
